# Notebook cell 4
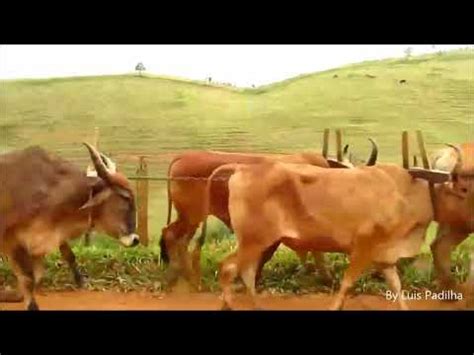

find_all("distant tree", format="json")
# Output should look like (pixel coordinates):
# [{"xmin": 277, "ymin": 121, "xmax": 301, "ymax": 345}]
[
  {"xmin": 135, "ymin": 62, "xmax": 146, "ymax": 77},
  {"xmin": 404, "ymin": 47, "xmax": 413, "ymax": 59}
]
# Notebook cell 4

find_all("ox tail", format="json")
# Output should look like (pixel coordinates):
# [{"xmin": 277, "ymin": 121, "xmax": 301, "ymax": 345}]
[
  {"xmin": 196, "ymin": 164, "xmax": 239, "ymax": 253},
  {"xmin": 366, "ymin": 138, "xmax": 378, "ymax": 166},
  {"xmin": 203, "ymin": 164, "xmax": 241, "ymax": 227},
  {"xmin": 166, "ymin": 156, "xmax": 182, "ymax": 226},
  {"xmin": 160, "ymin": 156, "xmax": 182, "ymax": 265}
]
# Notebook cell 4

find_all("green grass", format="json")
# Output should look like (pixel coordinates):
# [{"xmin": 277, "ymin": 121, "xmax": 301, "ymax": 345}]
[
  {"xmin": 1, "ymin": 48, "xmax": 473, "ymax": 295},
  {"xmin": 1, "ymin": 232, "xmax": 472, "ymax": 295}
]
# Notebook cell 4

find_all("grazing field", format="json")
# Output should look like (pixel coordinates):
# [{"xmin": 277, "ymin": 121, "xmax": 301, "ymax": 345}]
[{"xmin": 1, "ymin": 48, "xmax": 473, "ymax": 302}]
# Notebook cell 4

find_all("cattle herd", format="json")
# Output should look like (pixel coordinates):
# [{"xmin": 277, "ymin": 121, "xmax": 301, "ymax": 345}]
[{"xmin": 0, "ymin": 137, "xmax": 473, "ymax": 310}]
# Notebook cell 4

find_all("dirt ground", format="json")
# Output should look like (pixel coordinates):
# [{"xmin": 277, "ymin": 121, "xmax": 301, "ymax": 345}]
[{"xmin": 1, "ymin": 290, "xmax": 471, "ymax": 311}]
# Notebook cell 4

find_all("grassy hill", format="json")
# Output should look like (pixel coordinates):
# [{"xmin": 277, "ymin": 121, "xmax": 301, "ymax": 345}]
[
  {"xmin": 0, "ymin": 49, "xmax": 473, "ymax": 294},
  {"xmin": 2, "ymin": 49, "xmax": 472, "ymax": 169}
]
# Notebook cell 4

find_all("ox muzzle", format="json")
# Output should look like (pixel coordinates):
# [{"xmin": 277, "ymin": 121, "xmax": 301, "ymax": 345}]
[{"xmin": 119, "ymin": 233, "xmax": 140, "ymax": 247}]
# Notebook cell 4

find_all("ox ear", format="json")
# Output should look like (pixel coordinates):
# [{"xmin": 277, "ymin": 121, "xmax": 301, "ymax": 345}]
[
  {"xmin": 113, "ymin": 186, "xmax": 132, "ymax": 200},
  {"xmin": 79, "ymin": 188, "xmax": 113, "ymax": 210},
  {"xmin": 408, "ymin": 168, "xmax": 451, "ymax": 184}
]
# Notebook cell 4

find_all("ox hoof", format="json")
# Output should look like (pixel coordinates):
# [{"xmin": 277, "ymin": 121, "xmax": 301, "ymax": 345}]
[
  {"xmin": 27, "ymin": 300, "xmax": 39, "ymax": 311},
  {"xmin": 399, "ymin": 304, "xmax": 409, "ymax": 311},
  {"xmin": 74, "ymin": 273, "xmax": 86, "ymax": 288},
  {"xmin": 328, "ymin": 303, "xmax": 343, "ymax": 311},
  {"xmin": 318, "ymin": 274, "xmax": 333, "ymax": 286},
  {"xmin": 234, "ymin": 285, "xmax": 247, "ymax": 294},
  {"xmin": 221, "ymin": 303, "xmax": 233, "ymax": 311},
  {"xmin": 165, "ymin": 269, "xmax": 180, "ymax": 285}
]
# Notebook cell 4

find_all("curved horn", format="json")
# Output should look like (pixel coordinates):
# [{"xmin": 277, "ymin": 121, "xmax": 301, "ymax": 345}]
[
  {"xmin": 83, "ymin": 142, "xmax": 113, "ymax": 184},
  {"xmin": 446, "ymin": 143, "xmax": 462, "ymax": 173},
  {"xmin": 100, "ymin": 153, "xmax": 117, "ymax": 173},
  {"xmin": 365, "ymin": 138, "xmax": 378, "ymax": 166}
]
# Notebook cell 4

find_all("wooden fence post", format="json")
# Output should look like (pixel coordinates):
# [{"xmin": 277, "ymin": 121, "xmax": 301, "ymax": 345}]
[
  {"xmin": 336, "ymin": 129, "xmax": 343, "ymax": 162},
  {"xmin": 416, "ymin": 130, "xmax": 438, "ymax": 220},
  {"xmin": 136, "ymin": 156, "xmax": 149, "ymax": 246},
  {"xmin": 322, "ymin": 128, "xmax": 329, "ymax": 159},
  {"xmin": 402, "ymin": 130, "xmax": 409, "ymax": 169},
  {"xmin": 416, "ymin": 130, "xmax": 430, "ymax": 169}
]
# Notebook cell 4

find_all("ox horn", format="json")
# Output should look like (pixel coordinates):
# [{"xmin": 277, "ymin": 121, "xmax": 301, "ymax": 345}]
[
  {"xmin": 446, "ymin": 143, "xmax": 463, "ymax": 173},
  {"xmin": 83, "ymin": 142, "xmax": 113, "ymax": 183},
  {"xmin": 365, "ymin": 138, "xmax": 378, "ymax": 166},
  {"xmin": 100, "ymin": 153, "xmax": 117, "ymax": 173}
]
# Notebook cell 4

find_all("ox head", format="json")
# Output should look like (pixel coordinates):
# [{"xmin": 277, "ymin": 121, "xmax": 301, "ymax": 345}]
[
  {"xmin": 80, "ymin": 142, "xmax": 139, "ymax": 247},
  {"xmin": 409, "ymin": 144, "xmax": 474, "ymax": 200},
  {"xmin": 446, "ymin": 144, "xmax": 474, "ymax": 199}
]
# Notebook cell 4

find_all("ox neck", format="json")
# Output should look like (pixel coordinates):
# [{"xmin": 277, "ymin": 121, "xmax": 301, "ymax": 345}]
[{"xmin": 433, "ymin": 183, "xmax": 471, "ymax": 228}]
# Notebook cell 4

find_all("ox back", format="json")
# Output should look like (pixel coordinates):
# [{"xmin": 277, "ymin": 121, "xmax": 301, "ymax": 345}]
[{"xmin": 0, "ymin": 146, "xmax": 89, "ymax": 242}]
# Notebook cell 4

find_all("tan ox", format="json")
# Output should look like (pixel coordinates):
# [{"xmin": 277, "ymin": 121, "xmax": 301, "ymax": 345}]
[
  {"xmin": 207, "ymin": 148, "xmax": 471, "ymax": 310},
  {"xmin": 161, "ymin": 142, "xmax": 378, "ymax": 288},
  {"xmin": 430, "ymin": 143, "xmax": 474, "ymax": 292}
]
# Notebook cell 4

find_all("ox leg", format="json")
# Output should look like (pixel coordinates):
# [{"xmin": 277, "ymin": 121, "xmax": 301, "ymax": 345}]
[
  {"xmin": 219, "ymin": 252, "xmax": 239, "ymax": 310},
  {"xmin": 296, "ymin": 250, "xmax": 310, "ymax": 270},
  {"xmin": 32, "ymin": 256, "xmax": 45, "ymax": 290},
  {"xmin": 378, "ymin": 264, "xmax": 408, "ymax": 310},
  {"xmin": 329, "ymin": 251, "xmax": 371, "ymax": 311},
  {"xmin": 178, "ymin": 226, "xmax": 200, "ymax": 290},
  {"xmin": 190, "ymin": 220, "xmax": 207, "ymax": 291},
  {"xmin": 59, "ymin": 243, "xmax": 84, "ymax": 288},
  {"xmin": 239, "ymin": 250, "xmax": 263, "ymax": 310},
  {"xmin": 431, "ymin": 225, "xmax": 467, "ymax": 293},
  {"xmin": 10, "ymin": 246, "xmax": 38, "ymax": 311},
  {"xmin": 255, "ymin": 241, "xmax": 280, "ymax": 286},
  {"xmin": 162, "ymin": 220, "xmax": 187, "ymax": 287},
  {"xmin": 312, "ymin": 252, "xmax": 332, "ymax": 285}
]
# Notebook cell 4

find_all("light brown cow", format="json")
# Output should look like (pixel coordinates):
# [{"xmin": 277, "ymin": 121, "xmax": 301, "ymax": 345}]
[
  {"xmin": 161, "ymin": 142, "xmax": 378, "ymax": 288},
  {"xmin": 0, "ymin": 144, "xmax": 139, "ymax": 310},
  {"xmin": 207, "ymin": 149, "xmax": 471, "ymax": 310},
  {"xmin": 430, "ymin": 143, "xmax": 474, "ymax": 292}
]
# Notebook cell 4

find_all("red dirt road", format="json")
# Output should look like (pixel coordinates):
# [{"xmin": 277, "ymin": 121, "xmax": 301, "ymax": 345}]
[{"xmin": 1, "ymin": 290, "xmax": 471, "ymax": 311}]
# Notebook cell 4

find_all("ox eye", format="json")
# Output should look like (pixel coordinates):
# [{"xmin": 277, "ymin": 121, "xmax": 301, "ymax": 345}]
[{"xmin": 461, "ymin": 188, "xmax": 468, "ymax": 194}]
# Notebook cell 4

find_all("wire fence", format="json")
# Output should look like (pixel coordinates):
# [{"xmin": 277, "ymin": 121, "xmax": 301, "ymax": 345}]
[{"xmin": 41, "ymin": 130, "xmax": 452, "ymax": 179}]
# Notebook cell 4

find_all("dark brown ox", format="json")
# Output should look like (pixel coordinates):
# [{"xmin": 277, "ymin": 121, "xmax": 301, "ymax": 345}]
[
  {"xmin": 429, "ymin": 142, "xmax": 474, "ymax": 292},
  {"xmin": 161, "ymin": 141, "xmax": 378, "ymax": 288},
  {"xmin": 208, "ymin": 148, "xmax": 470, "ymax": 310},
  {"xmin": 0, "ymin": 144, "xmax": 139, "ymax": 310}
]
